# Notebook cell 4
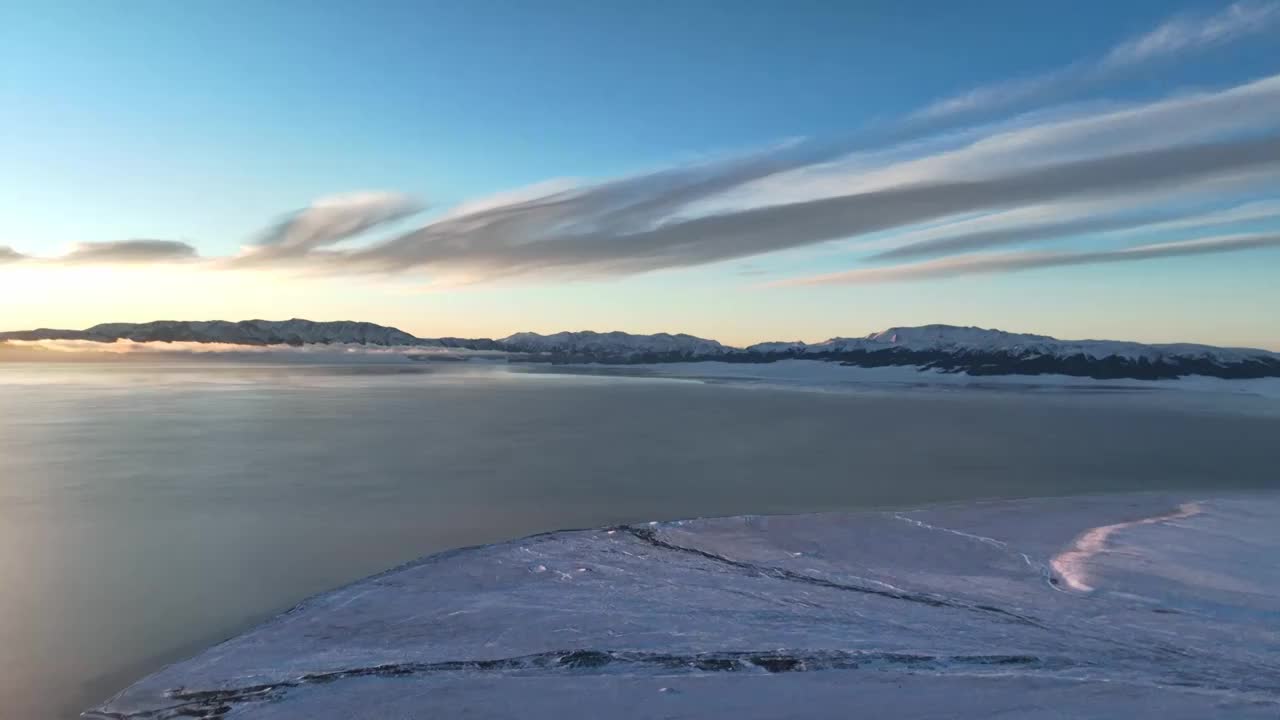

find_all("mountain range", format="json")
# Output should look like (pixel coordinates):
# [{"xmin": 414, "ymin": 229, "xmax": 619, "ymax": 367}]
[{"xmin": 3, "ymin": 318, "xmax": 1278, "ymax": 380}]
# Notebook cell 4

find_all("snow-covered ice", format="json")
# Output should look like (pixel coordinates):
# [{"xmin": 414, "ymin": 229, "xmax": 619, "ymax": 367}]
[
  {"xmin": 85, "ymin": 492, "xmax": 1280, "ymax": 719},
  {"xmin": 555, "ymin": 359, "xmax": 1280, "ymax": 408}
]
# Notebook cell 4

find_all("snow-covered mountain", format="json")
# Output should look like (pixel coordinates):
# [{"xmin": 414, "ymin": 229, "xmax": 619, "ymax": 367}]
[
  {"xmin": 743, "ymin": 325, "xmax": 1280, "ymax": 380},
  {"xmin": 493, "ymin": 325, "xmax": 1279, "ymax": 378},
  {"xmin": 3, "ymin": 319, "xmax": 1277, "ymax": 380},
  {"xmin": 786, "ymin": 325, "xmax": 1267, "ymax": 363},
  {"xmin": 744, "ymin": 340, "xmax": 810, "ymax": 354},
  {"xmin": 500, "ymin": 330, "xmax": 730, "ymax": 360},
  {"xmin": 0, "ymin": 319, "xmax": 430, "ymax": 347}
]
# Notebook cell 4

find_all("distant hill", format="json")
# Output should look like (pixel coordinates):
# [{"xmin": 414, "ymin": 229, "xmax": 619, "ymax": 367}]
[{"xmin": 4, "ymin": 319, "xmax": 1277, "ymax": 380}]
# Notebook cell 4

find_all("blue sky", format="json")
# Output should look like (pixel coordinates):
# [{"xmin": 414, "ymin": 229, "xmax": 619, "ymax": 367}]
[{"xmin": 3, "ymin": 0, "xmax": 1279, "ymax": 347}]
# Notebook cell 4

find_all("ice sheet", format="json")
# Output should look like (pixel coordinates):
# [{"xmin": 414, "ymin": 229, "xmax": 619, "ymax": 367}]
[
  {"xmin": 85, "ymin": 493, "xmax": 1280, "ymax": 719},
  {"xmin": 634, "ymin": 359, "xmax": 1280, "ymax": 400}
]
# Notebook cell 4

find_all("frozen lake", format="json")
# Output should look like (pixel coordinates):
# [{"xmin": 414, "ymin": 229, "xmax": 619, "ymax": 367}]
[
  {"xmin": 88, "ymin": 493, "xmax": 1280, "ymax": 719},
  {"xmin": 0, "ymin": 360, "xmax": 1276, "ymax": 717}
]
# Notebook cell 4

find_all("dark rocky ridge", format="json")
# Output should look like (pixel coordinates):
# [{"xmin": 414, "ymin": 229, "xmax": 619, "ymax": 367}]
[{"xmin": 771, "ymin": 347, "xmax": 1280, "ymax": 380}]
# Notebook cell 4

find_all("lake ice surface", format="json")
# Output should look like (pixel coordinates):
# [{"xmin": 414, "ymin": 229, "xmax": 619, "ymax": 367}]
[{"xmin": 87, "ymin": 492, "xmax": 1280, "ymax": 719}]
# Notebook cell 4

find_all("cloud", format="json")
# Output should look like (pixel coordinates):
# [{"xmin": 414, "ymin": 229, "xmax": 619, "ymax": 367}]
[
  {"xmin": 775, "ymin": 232, "xmax": 1280, "ymax": 286},
  {"xmin": 60, "ymin": 240, "xmax": 198, "ymax": 264},
  {"xmin": 871, "ymin": 213, "xmax": 1165, "ymax": 261},
  {"xmin": 917, "ymin": 1, "xmax": 1280, "ymax": 121},
  {"xmin": 870, "ymin": 190, "xmax": 1280, "ymax": 261},
  {"xmin": 794, "ymin": 73, "xmax": 1280, "ymax": 200},
  {"xmin": 436, "ymin": 179, "xmax": 579, "ymax": 221},
  {"xmin": 1102, "ymin": 1, "xmax": 1280, "ymax": 69},
  {"xmin": 1135, "ymin": 198, "xmax": 1280, "ymax": 234},
  {"xmin": 238, "ymin": 191, "xmax": 425, "ymax": 262},
  {"xmin": 855, "ymin": 164, "xmax": 1280, "ymax": 257},
  {"xmin": 287, "ymin": 132, "xmax": 1280, "ymax": 279},
  {"xmin": 216, "ymin": 72, "xmax": 1280, "ymax": 282},
  {"xmin": 915, "ymin": 68, "xmax": 1081, "ymax": 121},
  {"xmin": 238, "ymin": 140, "xmax": 856, "ymax": 276},
  {"xmin": 0, "ymin": 246, "xmax": 26, "ymax": 263}
]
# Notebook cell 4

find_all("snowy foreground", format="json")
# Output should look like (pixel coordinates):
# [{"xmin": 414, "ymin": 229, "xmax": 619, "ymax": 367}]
[{"xmin": 86, "ymin": 493, "xmax": 1280, "ymax": 719}]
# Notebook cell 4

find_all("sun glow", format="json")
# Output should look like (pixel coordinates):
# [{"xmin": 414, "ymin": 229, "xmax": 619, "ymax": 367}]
[{"xmin": 1, "ymin": 264, "xmax": 390, "ymax": 332}]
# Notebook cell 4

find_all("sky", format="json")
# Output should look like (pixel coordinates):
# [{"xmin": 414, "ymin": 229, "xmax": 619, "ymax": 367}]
[{"xmin": 2, "ymin": 0, "xmax": 1279, "ymax": 348}]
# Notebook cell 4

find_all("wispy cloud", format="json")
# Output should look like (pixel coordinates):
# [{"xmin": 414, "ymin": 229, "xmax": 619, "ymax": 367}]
[
  {"xmin": 847, "ymin": 162, "xmax": 1280, "ymax": 260},
  {"xmin": 776, "ymin": 232, "xmax": 1280, "ymax": 286},
  {"xmin": 237, "ymin": 191, "xmax": 424, "ymax": 262},
  {"xmin": 871, "ymin": 213, "xmax": 1162, "ymax": 261},
  {"xmin": 60, "ymin": 240, "xmax": 198, "ymax": 264},
  {"xmin": 1136, "ymin": 198, "xmax": 1280, "ymax": 234},
  {"xmin": 436, "ymin": 179, "xmax": 578, "ymax": 221},
  {"xmin": 915, "ymin": 69, "xmax": 1079, "ymax": 121},
  {"xmin": 870, "ymin": 188, "xmax": 1280, "ymax": 261},
  {"xmin": 721, "ymin": 72, "xmax": 1280, "ymax": 225},
  {"xmin": 917, "ymin": 1, "xmax": 1280, "ymax": 121},
  {"xmin": 272, "ymin": 131, "xmax": 1280, "ymax": 280},
  {"xmin": 1102, "ymin": 1, "xmax": 1280, "ymax": 69},
  {"xmin": 186, "ymin": 71, "xmax": 1280, "ymax": 282}
]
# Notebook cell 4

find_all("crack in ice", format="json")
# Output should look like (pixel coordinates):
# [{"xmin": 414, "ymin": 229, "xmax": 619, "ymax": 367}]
[
  {"xmin": 82, "ymin": 649, "xmax": 1073, "ymax": 720},
  {"xmin": 623, "ymin": 526, "xmax": 1048, "ymax": 629},
  {"xmin": 891, "ymin": 512, "xmax": 1010, "ymax": 549},
  {"xmin": 892, "ymin": 511, "xmax": 1059, "ymax": 589}
]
